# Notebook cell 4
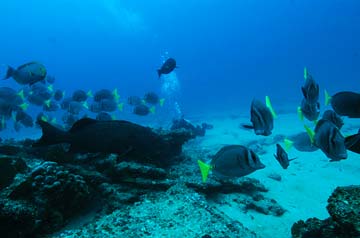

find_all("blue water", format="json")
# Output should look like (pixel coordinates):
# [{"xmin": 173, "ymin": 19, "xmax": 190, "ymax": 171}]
[{"xmin": 0, "ymin": 0, "xmax": 359, "ymax": 123}]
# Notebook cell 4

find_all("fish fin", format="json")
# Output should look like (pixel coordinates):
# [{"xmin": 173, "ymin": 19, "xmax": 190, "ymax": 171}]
[
  {"xmin": 44, "ymin": 99, "xmax": 51, "ymax": 108},
  {"xmin": 289, "ymin": 157, "xmax": 297, "ymax": 162},
  {"xmin": 69, "ymin": 118, "xmax": 97, "ymax": 133},
  {"xmin": 304, "ymin": 124, "xmax": 315, "ymax": 144},
  {"xmin": 265, "ymin": 96, "xmax": 277, "ymax": 119},
  {"xmin": 50, "ymin": 118, "xmax": 57, "ymax": 124},
  {"xmin": 284, "ymin": 138, "xmax": 294, "ymax": 152},
  {"xmin": 19, "ymin": 103, "xmax": 29, "ymax": 111},
  {"xmin": 111, "ymin": 115, "xmax": 117, "ymax": 120},
  {"xmin": 297, "ymin": 106, "xmax": 304, "ymax": 121},
  {"xmin": 141, "ymin": 99, "xmax": 146, "ymax": 105},
  {"xmin": 17, "ymin": 90, "xmax": 25, "ymax": 100},
  {"xmin": 149, "ymin": 106, "xmax": 156, "ymax": 114},
  {"xmin": 241, "ymin": 124, "xmax": 254, "ymax": 130},
  {"xmin": 41, "ymin": 115, "xmax": 48, "ymax": 122},
  {"xmin": 33, "ymin": 119, "xmax": 68, "ymax": 146},
  {"xmin": 157, "ymin": 69, "xmax": 162, "ymax": 78},
  {"xmin": 324, "ymin": 90, "xmax": 331, "ymax": 106},
  {"xmin": 87, "ymin": 90, "xmax": 93, "ymax": 97},
  {"xmin": 47, "ymin": 85, "xmax": 53, "ymax": 92},
  {"xmin": 1, "ymin": 116, "xmax": 6, "ymax": 129},
  {"xmin": 82, "ymin": 101, "xmax": 89, "ymax": 110},
  {"xmin": 3, "ymin": 66, "xmax": 15, "ymax": 80},
  {"xmin": 113, "ymin": 88, "xmax": 120, "ymax": 102},
  {"xmin": 304, "ymin": 67, "xmax": 308, "ymax": 80},
  {"xmin": 159, "ymin": 98, "xmax": 165, "ymax": 107},
  {"xmin": 117, "ymin": 103, "xmax": 124, "ymax": 112},
  {"xmin": 197, "ymin": 160, "xmax": 212, "ymax": 183},
  {"xmin": 313, "ymin": 120, "xmax": 318, "ymax": 126}
]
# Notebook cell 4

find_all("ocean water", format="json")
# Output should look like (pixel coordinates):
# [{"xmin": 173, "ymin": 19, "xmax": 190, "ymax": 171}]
[{"xmin": 0, "ymin": 1, "xmax": 360, "ymax": 237}]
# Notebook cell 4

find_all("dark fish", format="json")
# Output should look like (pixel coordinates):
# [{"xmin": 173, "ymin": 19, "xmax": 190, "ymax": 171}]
[
  {"xmin": 301, "ymin": 74, "xmax": 319, "ymax": 104},
  {"xmin": 198, "ymin": 145, "xmax": 265, "ymax": 182},
  {"xmin": 345, "ymin": 132, "xmax": 360, "ymax": 154},
  {"xmin": 326, "ymin": 91, "xmax": 360, "ymax": 118},
  {"xmin": 68, "ymin": 101, "xmax": 88, "ymax": 115},
  {"xmin": 322, "ymin": 110, "xmax": 343, "ymax": 129},
  {"xmin": 0, "ymin": 88, "xmax": 28, "ymax": 118},
  {"xmin": 46, "ymin": 75, "xmax": 56, "ymax": 84},
  {"xmin": 43, "ymin": 99, "xmax": 60, "ymax": 112},
  {"xmin": 127, "ymin": 96, "xmax": 142, "ymax": 106},
  {"xmin": 53, "ymin": 89, "xmax": 64, "ymax": 101},
  {"xmin": 96, "ymin": 112, "xmax": 113, "ymax": 121},
  {"xmin": 314, "ymin": 119, "xmax": 347, "ymax": 161},
  {"xmin": 299, "ymin": 99, "xmax": 320, "ymax": 121},
  {"xmin": 247, "ymin": 98, "xmax": 274, "ymax": 136},
  {"xmin": 61, "ymin": 97, "xmax": 73, "ymax": 110},
  {"xmin": 33, "ymin": 118, "xmax": 186, "ymax": 164},
  {"xmin": 288, "ymin": 132, "xmax": 318, "ymax": 152},
  {"xmin": 72, "ymin": 90, "xmax": 91, "ymax": 102},
  {"xmin": 3, "ymin": 62, "xmax": 47, "ymax": 85},
  {"xmin": 94, "ymin": 89, "xmax": 119, "ymax": 102},
  {"xmin": 274, "ymin": 144, "xmax": 295, "ymax": 169},
  {"xmin": 15, "ymin": 110, "xmax": 34, "ymax": 128},
  {"xmin": 133, "ymin": 104, "xmax": 154, "ymax": 116},
  {"xmin": 157, "ymin": 58, "xmax": 177, "ymax": 78},
  {"xmin": 143, "ymin": 92, "xmax": 159, "ymax": 105}
]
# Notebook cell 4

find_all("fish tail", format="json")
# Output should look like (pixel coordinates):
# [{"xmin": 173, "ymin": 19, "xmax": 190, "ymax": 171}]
[
  {"xmin": 3, "ymin": 66, "xmax": 15, "ymax": 80},
  {"xmin": 284, "ymin": 138, "xmax": 294, "ymax": 152},
  {"xmin": 149, "ymin": 106, "xmax": 156, "ymax": 114},
  {"xmin": 33, "ymin": 119, "xmax": 69, "ymax": 146},
  {"xmin": 197, "ymin": 160, "xmax": 212, "ymax": 183},
  {"xmin": 157, "ymin": 69, "xmax": 162, "ymax": 78},
  {"xmin": 159, "ymin": 98, "xmax": 165, "ymax": 107},
  {"xmin": 47, "ymin": 85, "xmax": 53, "ymax": 92},
  {"xmin": 19, "ymin": 103, "xmax": 29, "ymax": 111},
  {"xmin": 17, "ymin": 89, "xmax": 25, "ymax": 100},
  {"xmin": 87, "ymin": 90, "xmax": 93, "ymax": 98},
  {"xmin": 304, "ymin": 124, "xmax": 315, "ymax": 144},
  {"xmin": 297, "ymin": 106, "xmax": 304, "ymax": 121},
  {"xmin": 303, "ymin": 67, "xmax": 308, "ymax": 80},
  {"xmin": 118, "ymin": 103, "xmax": 124, "ymax": 112},
  {"xmin": 324, "ymin": 90, "xmax": 331, "ymax": 106},
  {"xmin": 265, "ymin": 96, "xmax": 277, "ymax": 119}
]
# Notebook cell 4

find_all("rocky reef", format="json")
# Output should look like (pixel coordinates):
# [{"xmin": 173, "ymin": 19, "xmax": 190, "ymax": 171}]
[
  {"xmin": 291, "ymin": 185, "xmax": 360, "ymax": 238},
  {"xmin": 0, "ymin": 138, "xmax": 285, "ymax": 238}
]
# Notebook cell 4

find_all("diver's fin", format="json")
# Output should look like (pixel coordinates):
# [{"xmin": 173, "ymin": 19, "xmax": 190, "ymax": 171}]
[
  {"xmin": 3, "ymin": 66, "xmax": 15, "ymax": 80},
  {"xmin": 284, "ymin": 138, "xmax": 294, "ymax": 152},
  {"xmin": 304, "ymin": 124, "xmax": 315, "ymax": 144},
  {"xmin": 197, "ymin": 160, "xmax": 212, "ymax": 183},
  {"xmin": 297, "ymin": 106, "xmax": 304, "ymax": 121},
  {"xmin": 324, "ymin": 90, "xmax": 331, "ymax": 106},
  {"xmin": 33, "ymin": 120, "xmax": 69, "ymax": 146},
  {"xmin": 265, "ymin": 96, "xmax": 277, "ymax": 119}
]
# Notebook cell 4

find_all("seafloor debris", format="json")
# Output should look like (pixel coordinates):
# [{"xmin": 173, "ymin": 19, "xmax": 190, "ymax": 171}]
[
  {"xmin": 0, "ymin": 139, "xmax": 285, "ymax": 238},
  {"xmin": 291, "ymin": 185, "xmax": 360, "ymax": 238}
]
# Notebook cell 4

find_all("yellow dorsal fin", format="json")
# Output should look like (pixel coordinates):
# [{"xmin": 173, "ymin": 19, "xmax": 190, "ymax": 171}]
[
  {"xmin": 197, "ymin": 160, "xmax": 212, "ymax": 183},
  {"xmin": 324, "ymin": 90, "xmax": 331, "ymax": 106},
  {"xmin": 265, "ymin": 96, "xmax": 277, "ymax": 119},
  {"xmin": 297, "ymin": 106, "xmax": 304, "ymax": 121},
  {"xmin": 304, "ymin": 124, "xmax": 315, "ymax": 144},
  {"xmin": 284, "ymin": 138, "xmax": 294, "ymax": 152}
]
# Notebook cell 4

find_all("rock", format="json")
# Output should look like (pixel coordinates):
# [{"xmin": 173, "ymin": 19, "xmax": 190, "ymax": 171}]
[
  {"xmin": 0, "ymin": 156, "xmax": 28, "ymax": 190},
  {"xmin": 291, "ymin": 185, "xmax": 360, "ymax": 238}
]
